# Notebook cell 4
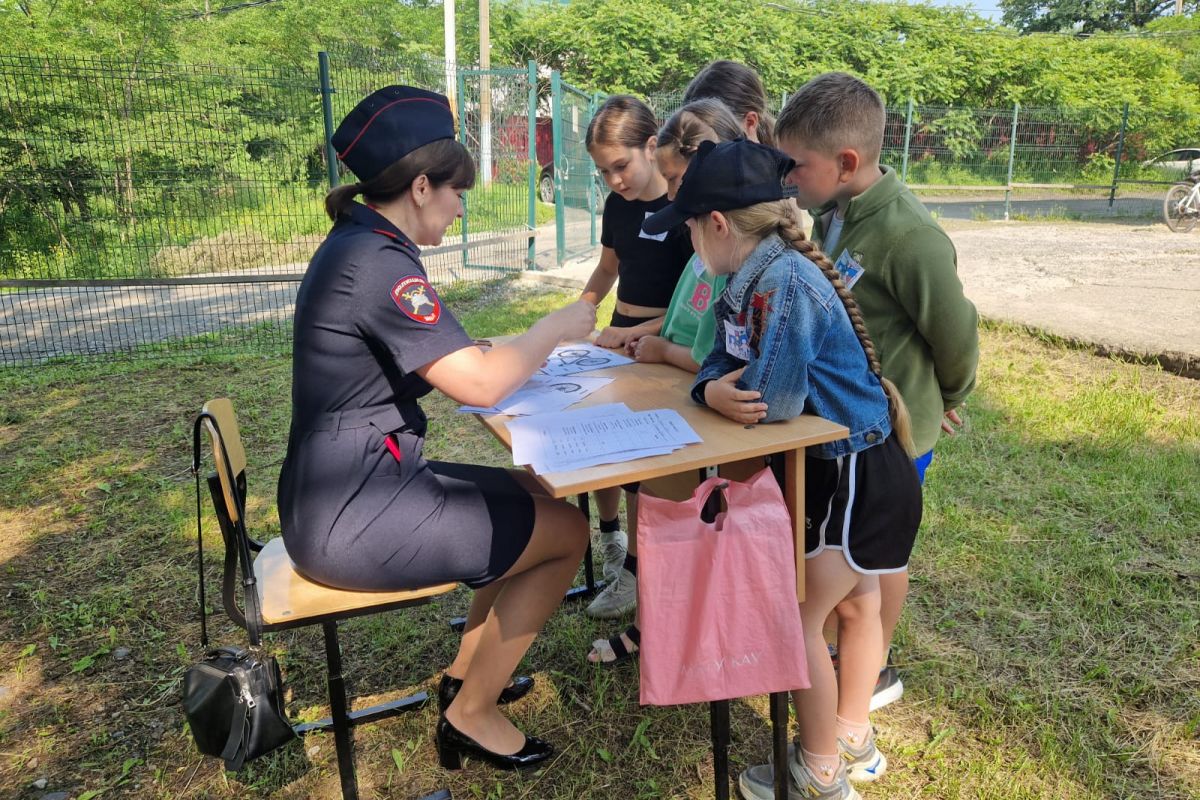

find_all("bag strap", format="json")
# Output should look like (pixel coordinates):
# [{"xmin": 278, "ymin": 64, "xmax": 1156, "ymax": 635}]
[
  {"xmin": 193, "ymin": 412, "xmax": 265, "ymax": 648},
  {"xmin": 220, "ymin": 700, "xmax": 249, "ymax": 770},
  {"xmin": 192, "ymin": 415, "xmax": 210, "ymax": 649}
]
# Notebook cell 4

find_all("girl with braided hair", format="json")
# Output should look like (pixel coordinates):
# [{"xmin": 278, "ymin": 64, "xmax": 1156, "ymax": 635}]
[{"xmin": 642, "ymin": 138, "xmax": 922, "ymax": 800}]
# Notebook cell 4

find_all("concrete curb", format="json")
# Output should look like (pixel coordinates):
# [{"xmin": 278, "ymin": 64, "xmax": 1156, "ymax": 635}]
[{"xmin": 516, "ymin": 264, "xmax": 1200, "ymax": 382}]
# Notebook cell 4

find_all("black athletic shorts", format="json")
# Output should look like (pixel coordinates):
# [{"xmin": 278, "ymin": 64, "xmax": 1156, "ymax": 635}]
[{"xmin": 804, "ymin": 435, "xmax": 923, "ymax": 574}]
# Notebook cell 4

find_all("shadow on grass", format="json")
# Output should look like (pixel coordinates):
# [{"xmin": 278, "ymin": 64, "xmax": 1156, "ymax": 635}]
[{"xmin": 1, "ymin": 298, "xmax": 1197, "ymax": 799}]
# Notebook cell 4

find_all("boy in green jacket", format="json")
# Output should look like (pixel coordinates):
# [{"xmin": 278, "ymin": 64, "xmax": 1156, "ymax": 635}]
[{"xmin": 776, "ymin": 73, "xmax": 979, "ymax": 717}]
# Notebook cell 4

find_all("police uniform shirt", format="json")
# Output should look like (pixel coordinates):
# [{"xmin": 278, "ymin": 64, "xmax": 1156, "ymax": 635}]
[{"xmin": 289, "ymin": 201, "xmax": 473, "ymax": 431}]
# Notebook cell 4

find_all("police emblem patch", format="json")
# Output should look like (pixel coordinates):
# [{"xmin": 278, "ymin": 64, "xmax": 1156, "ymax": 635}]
[{"xmin": 391, "ymin": 276, "xmax": 441, "ymax": 324}]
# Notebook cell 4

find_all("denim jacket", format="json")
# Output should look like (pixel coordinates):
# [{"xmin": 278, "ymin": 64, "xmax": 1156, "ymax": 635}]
[{"xmin": 691, "ymin": 234, "xmax": 892, "ymax": 459}]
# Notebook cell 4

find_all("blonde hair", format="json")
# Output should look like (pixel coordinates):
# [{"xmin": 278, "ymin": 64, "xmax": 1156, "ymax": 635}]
[
  {"xmin": 776, "ymin": 72, "xmax": 885, "ymax": 164},
  {"xmin": 657, "ymin": 99, "xmax": 744, "ymax": 160},
  {"xmin": 706, "ymin": 201, "xmax": 915, "ymax": 455}
]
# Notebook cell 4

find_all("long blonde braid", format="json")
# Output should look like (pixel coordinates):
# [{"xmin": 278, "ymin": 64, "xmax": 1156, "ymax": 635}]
[{"xmin": 724, "ymin": 201, "xmax": 916, "ymax": 456}]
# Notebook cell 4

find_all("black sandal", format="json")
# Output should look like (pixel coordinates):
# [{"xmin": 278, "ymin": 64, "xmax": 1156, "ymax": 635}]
[{"xmin": 588, "ymin": 624, "xmax": 640, "ymax": 665}]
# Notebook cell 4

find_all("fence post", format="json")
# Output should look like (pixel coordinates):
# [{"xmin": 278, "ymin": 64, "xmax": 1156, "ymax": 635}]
[
  {"xmin": 551, "ymin": 70, "xmax": 565, "ymax": 266},
  {"xmin": 591, "ymin": 91, "xmax": 604, "ymax": 246},
  {"xmin": 457, "ymin": 69, "xmax": 469, "ymax": 270},
  {"xmin": 527, "ymin": 59, "xmax": 539, "ymax": 269},
  {"xmin": 318, "ymin": 51, "xmax": 339, "ymax": 189},
  {"xmin": 1004, "ymin": 101, "xmax": 1020, "ymax": 221},
  {"xmin": 1108, "ymin": 102, "xmax": 1129, "ymax": 210},
  {"xmin": 901, "ymin": 98, "xmax": 914, "ymax": 183}
]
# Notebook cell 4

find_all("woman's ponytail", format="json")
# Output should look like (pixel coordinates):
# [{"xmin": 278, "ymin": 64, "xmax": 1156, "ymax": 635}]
[{"xmin": 324, "ymin": 182, "xmax": 364, "ymax": 221}]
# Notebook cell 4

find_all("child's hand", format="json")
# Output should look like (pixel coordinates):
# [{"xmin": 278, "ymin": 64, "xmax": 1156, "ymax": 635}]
[
  {"xmin": 630, "ymin": 335, "xmax": 667, "ymax": 363},
  {"xmin": 941, "ymin": 407, "xmax": 965, "ymax": 435},
  {"xmin": 595, "ymin": 325, "xmax": 633, "ymax": 349},
  {"xmin": 705, "ymin": 369, "xmax": 767, "ymax": 424}
]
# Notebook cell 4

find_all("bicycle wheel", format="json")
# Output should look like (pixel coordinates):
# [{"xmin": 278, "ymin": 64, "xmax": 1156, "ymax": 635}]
[{"xmin": 1163, "ymin": 183, "xmax": 1197, "ymax": 233}]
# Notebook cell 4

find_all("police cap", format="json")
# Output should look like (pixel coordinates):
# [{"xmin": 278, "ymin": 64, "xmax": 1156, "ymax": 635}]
[{"xmin": 332, "ymin": 85, "xmax": 456, "ymax": 183}]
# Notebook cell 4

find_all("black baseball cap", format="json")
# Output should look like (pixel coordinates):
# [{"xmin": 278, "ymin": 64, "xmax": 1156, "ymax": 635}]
[
  {"xmin": 642, "ymin": 139, "xmax": 797, "ymax": 235},
  {"xmin": 332, "ymin": 85, "xmax": 456, "ymax": 182}
]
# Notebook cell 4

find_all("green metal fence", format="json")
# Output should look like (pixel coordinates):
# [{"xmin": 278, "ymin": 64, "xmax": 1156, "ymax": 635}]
[
  {"xmin": 0, "ymin": 50, "xmax": 540, "ymax": 365},
  {"xmin": 4, "ymin": 51, "xmax": 1197, "ymax": 366},
  {"xmin": 550, "ymin": 73, "xmax": 603, "ymax": 266}
]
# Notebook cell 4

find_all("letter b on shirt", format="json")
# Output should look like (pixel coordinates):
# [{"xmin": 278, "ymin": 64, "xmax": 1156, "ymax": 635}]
[{"xmin": 690, "ymin": 283, "xmax": 712, "ymax": 313}]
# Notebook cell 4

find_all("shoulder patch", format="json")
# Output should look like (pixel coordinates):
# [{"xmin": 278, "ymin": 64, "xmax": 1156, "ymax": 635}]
[{"xmin": 391, "ymin": 275, "xmax": 441, "ymax": 324}]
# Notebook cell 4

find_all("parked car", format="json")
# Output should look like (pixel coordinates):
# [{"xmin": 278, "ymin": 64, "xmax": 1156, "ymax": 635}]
[
  {"xmin": 1142, "ymin": 147, "xmax": 1200, "ymax": 181},
  {"xmin": 492, "ymin": 115, "xmax": 606, "ymax": 209}
]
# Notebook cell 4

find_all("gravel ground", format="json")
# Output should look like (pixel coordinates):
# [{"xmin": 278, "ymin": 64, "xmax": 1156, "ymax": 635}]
[{"xmin": 943, "ymin": 218, "xmax": 1200, "ymax": 377}]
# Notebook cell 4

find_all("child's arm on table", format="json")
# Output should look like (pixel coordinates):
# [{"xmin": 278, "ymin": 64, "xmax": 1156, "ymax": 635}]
[
  {"xmin": 626, "ymin": 334, "xmax": 700, "ymax": 372},
  {"xmin": 691, "ymin": 323, "xmax": 767, "ymax": 424},
  {"xmin": 736, "ymin": 271, "xmax": 828, "ymax": 423}
]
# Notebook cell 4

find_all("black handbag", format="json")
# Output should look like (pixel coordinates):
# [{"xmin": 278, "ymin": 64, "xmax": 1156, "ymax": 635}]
[{"xmin": 182, "ymin": 413, "xmax": 296, "ymax": 771}]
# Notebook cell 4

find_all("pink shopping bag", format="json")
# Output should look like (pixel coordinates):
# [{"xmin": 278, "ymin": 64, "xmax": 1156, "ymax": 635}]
[{"xmin": 637, "ymin": 467, "xmax": 809, "ymax": 706}]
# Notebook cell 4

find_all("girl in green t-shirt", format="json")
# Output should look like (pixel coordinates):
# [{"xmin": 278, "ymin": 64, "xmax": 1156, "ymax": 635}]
[{"xmin": 621, "ymin": 99, "xmax": 747, "ymax": 374}]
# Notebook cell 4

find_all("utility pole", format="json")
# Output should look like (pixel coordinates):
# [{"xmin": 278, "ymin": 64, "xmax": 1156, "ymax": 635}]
[
  {"xmin": 479, "ymin": 0, "xmax": 493, "ymax": 186},
  {"xmin": 444, "ymin": 0, "xmax": 456, "ymax": 114},
  {"xmin": 1176, "ymin": 0, "xmax": 1184, "ymax": 15}
]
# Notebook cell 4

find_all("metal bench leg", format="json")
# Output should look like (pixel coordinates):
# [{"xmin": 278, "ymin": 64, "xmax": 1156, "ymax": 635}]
[
  {"xmin": 563, "ymin": 491, "xmax": 604, "ymax": 601},
  {"xmin": 324, "ymin": 621, "xmax": 358, "ymax": 800},
  {"xmin": 711, "ymin": 699, "xmax": 731, "ymax": 800},
  {"xmin": 770, "ymin": 691, "xmax": 790, "ymax": 800}
]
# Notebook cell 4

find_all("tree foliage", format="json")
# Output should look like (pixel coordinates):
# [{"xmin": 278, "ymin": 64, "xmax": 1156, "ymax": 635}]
[{"xmin": 1000, "ymin": 0, "xmax": 1199, "ymax": 34}]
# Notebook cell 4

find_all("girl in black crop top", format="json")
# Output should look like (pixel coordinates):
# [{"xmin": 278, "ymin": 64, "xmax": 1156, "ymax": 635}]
[
  {"xmin": 580, "ymin": 95, "xmax": 694, "ymax": 351},
  {"xmin": 576, "ymin": 95, "xmax": 696, "ymax": 626}
]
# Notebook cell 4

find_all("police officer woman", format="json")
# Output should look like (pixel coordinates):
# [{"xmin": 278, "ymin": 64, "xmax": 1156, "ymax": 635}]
[{"xmin": 278, "ymin": 86, "xmax": 594, "ymax": 771}]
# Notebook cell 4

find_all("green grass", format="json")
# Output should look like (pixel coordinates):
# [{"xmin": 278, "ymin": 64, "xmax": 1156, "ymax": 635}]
[
  {"xmin": 2, "ymin": 181, "xmax": 553, "ymax": 283},
  {"xmin": 0, "ymin": 290, "xmax": 1197, "ymax": 799}
]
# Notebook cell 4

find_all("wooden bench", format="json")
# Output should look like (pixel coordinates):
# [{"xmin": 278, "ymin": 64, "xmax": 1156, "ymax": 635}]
[{"xmin": 195, "ymin": 398, "xmax": 457, "ymax": 800}]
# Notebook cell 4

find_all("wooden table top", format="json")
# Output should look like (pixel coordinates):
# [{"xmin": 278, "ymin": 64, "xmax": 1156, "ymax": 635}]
[{"xmin": 477, "ymin": 353, "xmax": 849, "ymax": 498}]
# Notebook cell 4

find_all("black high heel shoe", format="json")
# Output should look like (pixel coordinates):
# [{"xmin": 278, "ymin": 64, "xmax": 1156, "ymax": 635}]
[
  {"xmin": 435, "ymin": 714, "xmax": 555, "ymax": 771},
  {"xmin": 437, "ymin": 673, "xmax": 535, "ymax": 713}
]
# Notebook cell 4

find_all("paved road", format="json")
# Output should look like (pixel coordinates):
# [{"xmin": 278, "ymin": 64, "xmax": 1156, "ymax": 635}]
[{"xmin": 4, "ymin": 214, "xmax": 1197, "ymax": 374}]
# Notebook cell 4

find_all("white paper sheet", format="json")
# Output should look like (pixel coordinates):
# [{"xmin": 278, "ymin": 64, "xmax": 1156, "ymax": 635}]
[
  {"xmin": 507, "ymin": 405, "xmax": 701, "ymax": 473},
  {"xmin": 537, "ymin": 343, "xmax": 634, "ymax": 377},
  {"xmin": 458, "ymin": 375, "xmax": 613, "ymax": 417}
]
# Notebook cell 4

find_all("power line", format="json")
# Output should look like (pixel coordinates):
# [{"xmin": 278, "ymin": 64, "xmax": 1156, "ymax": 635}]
[{"xmin": 180, "ymin": 0, "xmax": 287, "ymax": 20}]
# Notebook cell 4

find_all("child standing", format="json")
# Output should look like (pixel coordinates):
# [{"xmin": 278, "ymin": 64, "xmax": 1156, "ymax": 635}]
[
  {"xmin": 775, "ymin": 72, "xmax": 979, "ymax": 712},
  {"xmin": 642, "ymin": 139, "xmax": 922, "ymax": 800},
  {"xmin": 580, "ymin": 95, "xmax": 694, "ymax": 602},
  {"xmin": 683, "ymin": 59, "xmax": 777, "ymax": 147},
  {"xmin": 586, "ymin": 98, "xmax": 744, "ymax": 657}
]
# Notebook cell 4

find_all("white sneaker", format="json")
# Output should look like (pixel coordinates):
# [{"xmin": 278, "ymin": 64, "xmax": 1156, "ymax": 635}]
[
  {"xmin": 585, "ymin": 566, "xmax": 637, "ymax": 619},
  {"xmin": 839, "ymin": 727, "xmax": 888, "ymax": 783},
  {"xmin": 596, "ymin": 529, "xmax": 627, "ymax": 584},
  {"xmin": 738, "ymin": 755, "xmax": 860, "ymax": 800}
]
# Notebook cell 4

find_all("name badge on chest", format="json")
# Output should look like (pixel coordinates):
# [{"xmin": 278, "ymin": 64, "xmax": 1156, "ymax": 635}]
[
  {"xmin": 724, "ymin": 320, "xmax": 754, "ymax": 361},
  {"xmin": 834, "ymin": 249, "xmax": 865, "ymax": 290},
  {"xmin": 639, "ymin": 211, "xmax": 669, "ymax": 242}
]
